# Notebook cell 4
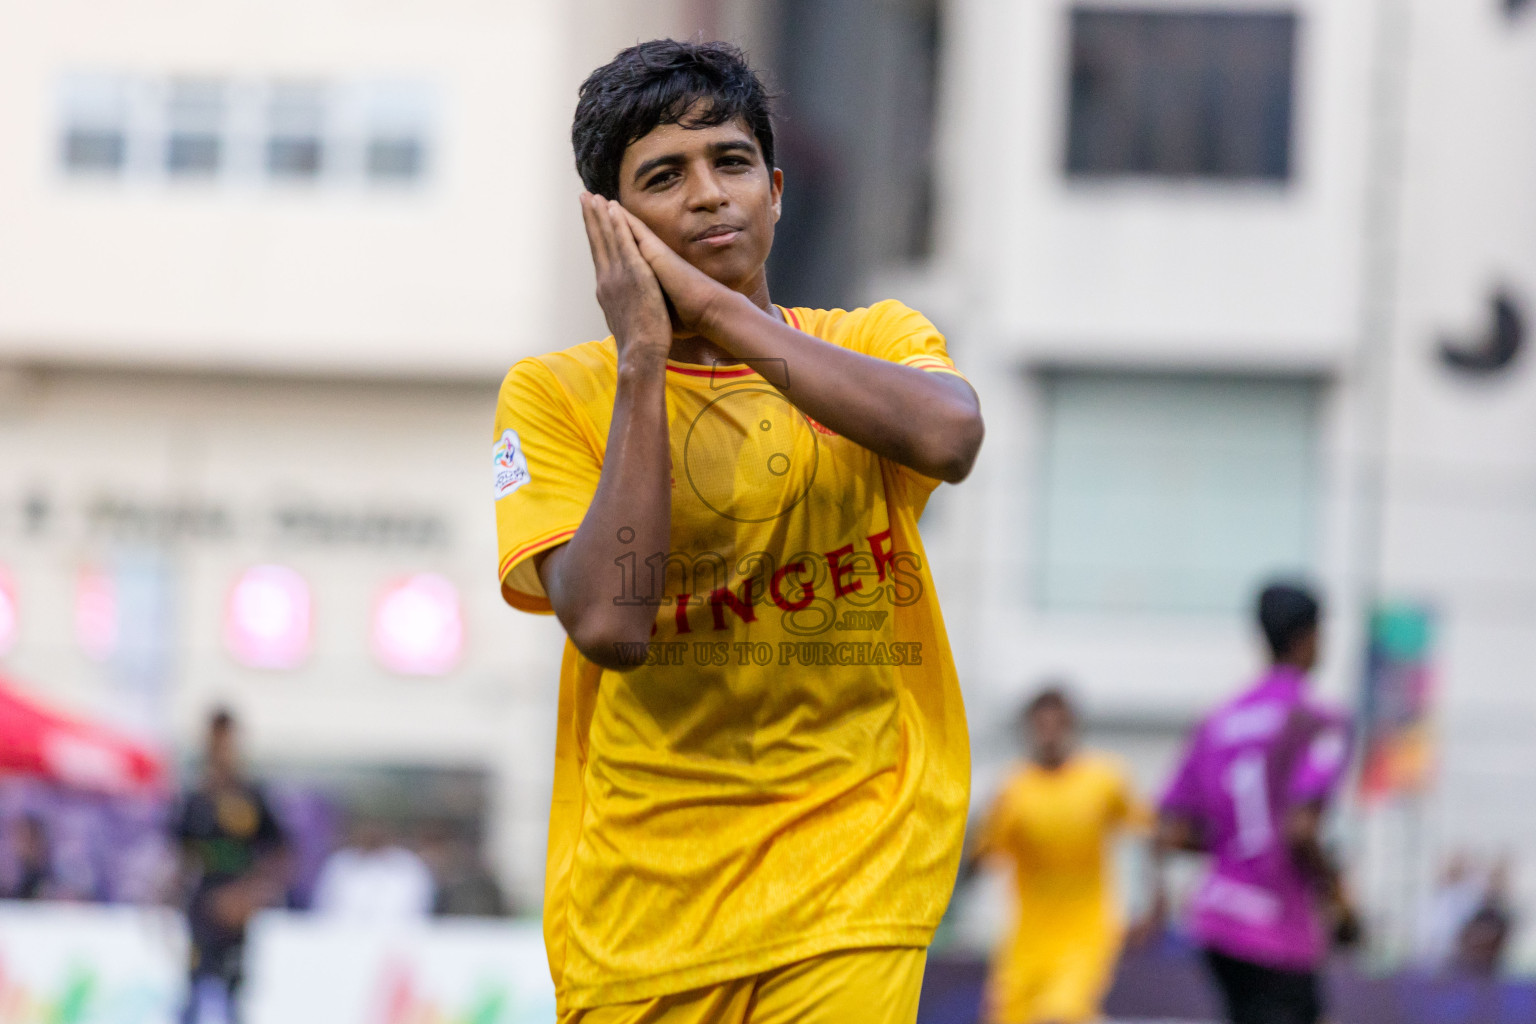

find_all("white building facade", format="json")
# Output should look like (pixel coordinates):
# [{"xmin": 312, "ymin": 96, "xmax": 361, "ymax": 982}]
[{"xmin": 926, "ymin": 0, "xmax": 1536, "ymax": 961}]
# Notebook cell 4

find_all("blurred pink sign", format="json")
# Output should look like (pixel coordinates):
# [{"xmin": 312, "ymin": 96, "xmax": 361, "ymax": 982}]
[
  {"xmin": 225, "ymin": 565, "xmax": 313, "ymax": 670},
  {"xmin": 0, "ymin": 567, "xmax": 15, "ymax": 657},
  {"xmin": 371, "ymin": 574, "xmax": 463, "ymax": 677},
  {"xmin": 75, "ymin": 564, "xmax": 118, "ymax": 662}
]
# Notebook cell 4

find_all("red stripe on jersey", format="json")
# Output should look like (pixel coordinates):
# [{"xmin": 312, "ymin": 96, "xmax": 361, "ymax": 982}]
[
  {"xmin": 666, "ymin": 364, "xmax": 757, "ymax": 379},
  {"xmin": 499, "ymin": 526, "xmax": 578, "ymax": 580}
]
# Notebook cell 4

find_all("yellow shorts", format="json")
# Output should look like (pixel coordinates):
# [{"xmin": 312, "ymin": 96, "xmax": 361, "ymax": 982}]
[
  {"xmin": 558, "ymin": 947, "xmax": 927, "ymax": 1024},
  {"xmin": 984, "ymin": 938, "xmax": 1120, "ymax": 1024}
]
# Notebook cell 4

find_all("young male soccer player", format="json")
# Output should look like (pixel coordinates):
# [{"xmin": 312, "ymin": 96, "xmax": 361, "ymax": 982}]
[
  {"xmin": 966, "ymin": 688, "xmax": 1151, "ymax": 1024},
  {"xmin": 491, "ymin": 40, "xmax": 983, "ymax": 1022},
  {"xmin": 1151, "ymin": 583, "xmax": 1358, "ymax": 1024}
]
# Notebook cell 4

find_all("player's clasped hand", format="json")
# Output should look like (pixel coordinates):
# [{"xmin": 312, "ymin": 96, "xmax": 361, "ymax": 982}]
[
  {"xmin": 580, "ymin": 192, "xmax": 672, "ymax": 364},
  {"xmin": 617, "ymin": 205, "xmax": 737, "ymax": 337}
]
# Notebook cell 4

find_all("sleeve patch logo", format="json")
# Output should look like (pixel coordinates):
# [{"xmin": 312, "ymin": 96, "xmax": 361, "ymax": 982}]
[{"xmin": 493, "ymin": 428, "xmax": 531, "ymax": 499}]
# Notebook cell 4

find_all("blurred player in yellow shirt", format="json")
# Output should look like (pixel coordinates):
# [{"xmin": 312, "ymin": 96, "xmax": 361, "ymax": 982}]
[
  {"xmin": 492, "ymin": 39, "xmax": 984, "ymax": 1023},
  {"xmin": 968, "ymin": 688, "xmax": 1152, "ymax": 1024}
]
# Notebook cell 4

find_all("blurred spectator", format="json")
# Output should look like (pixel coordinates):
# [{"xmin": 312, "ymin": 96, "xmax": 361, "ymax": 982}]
[
  {"xmin": 4, "ymin": 814, "xmax": 56, "ymax": 900},
  {"xmin": 1416, "ymin": 852, "xmax": 1486, "ymax": 971},
  {"xmin": 173, "ymin": 709, "xmax": 287, "ymax": 1023},
  {"xmin": 0, "ymin": 781, "xmax": 173, "ymax": 904},
  {"xmin": 1417, "ymin": 852, "xmax": 1518, "ymax": 977},
  {"xmin": 1451, "ymin": 856, "xmax": 1516, "ymax": 978},
  {"xmin": 419, "ymin": 821, "xmax": 510, "ymax": 917},
  {"xmin": 311, "ymin": 815, "xmax": 433, "ymax": 921}
]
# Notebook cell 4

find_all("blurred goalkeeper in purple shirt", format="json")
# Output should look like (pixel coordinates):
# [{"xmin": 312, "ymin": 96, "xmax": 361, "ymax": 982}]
[{"xmin": 1150, "ymin": 582, "xmax": 1360, "ymax": 1024}]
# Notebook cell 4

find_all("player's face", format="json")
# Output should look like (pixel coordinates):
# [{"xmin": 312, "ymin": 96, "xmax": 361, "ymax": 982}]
[
  {"xmin": 616, "ymin": 109, "xmax": 783, "ymax": 295},
  {"xmin": 1028, "ymin": 706, "xmax": 1075, "ymax": 767}
]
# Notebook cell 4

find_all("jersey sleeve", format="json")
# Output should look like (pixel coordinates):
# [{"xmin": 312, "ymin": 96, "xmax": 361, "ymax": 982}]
[
  {"xmin": 969, "ymin": 778, "xmax": 1018, "ymax": 862},
  {"xmin": 843, "ymin": 300, "xmax": 970, "ymax": 502},
  {"xmin": 1159, "ymin": 728, "xmax": 1206, "ymax": 822},
  {"xmin": 1107, "ymin": 763, "xmax": 1154, "ymax": 833},
  {"xmin": 1286, "ymin": 716, "xmax": 1353, "ymax": 808},
  {"xmin": 493, "ymin": 358, "xmax": 602, "ymax": 612},
  {"xmin": 847, "ymin": 299, "xmax": 968, "ymax": 381}
]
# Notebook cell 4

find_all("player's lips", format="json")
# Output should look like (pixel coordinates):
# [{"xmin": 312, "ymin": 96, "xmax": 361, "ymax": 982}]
[{"xmin": 691, "ymin": 224, "xmax": 745, "ymax": 247}]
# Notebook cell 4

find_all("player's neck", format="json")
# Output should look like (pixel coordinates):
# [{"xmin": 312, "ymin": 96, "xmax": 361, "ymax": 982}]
[
  {"xmin": 668, "ymin": 334, "xmax": 739, "ymax": 366},
  {"xmin": 667, "ymin": 274, "xmax": 777, "ymax": 367}
]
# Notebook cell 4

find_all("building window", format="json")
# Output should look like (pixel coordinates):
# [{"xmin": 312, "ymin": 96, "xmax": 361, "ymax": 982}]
[
  {"xmin": 266, "ymin": 82, "xmax": 327, "ymax": 180},
  {"xmin": 1036, "ymin": 371, "xmax": 1320, "ymax": 614},
  {"xmin": 56, "ymin": 73, "xmax": 433, "ymax": 190},
  {"xmin": 364, "ymin": 82, "xmax": 433, "ymax": 183},
  {"xmin": 1065, "ymin": 8, "xmax": 1297, "ymax": 181},
  {"xmin": 165, "ymin": 78, "xmax": 226, "ymax": 177},
  {"xmin": 766, "ymin": 0, "xmax": 941, "ymax": 309},
  {"xmin": 59, "ymin": 75, "xmax": 130, "ymax": 175},
  {"xmin": 367, "ymin": 137, "xmax": 423, "ymax": 181},
  {"xmin": 66, "ymin": 131, "xmax": 127, "ymax": 174}
]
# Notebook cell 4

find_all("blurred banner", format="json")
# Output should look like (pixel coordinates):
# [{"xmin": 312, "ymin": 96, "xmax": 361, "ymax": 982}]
[
  {"xmin": 243, "ymin": 913, "xmax": 554, "ymax": 1024},
  {"xmin": 1359, "ymin": 603, "xmax": 1437, "ymax": 801},
  {"xmin": 0, "ymin": 903, "xmax": 186, "ymax": 1024},
  {"xmin": 0, "ymin": 675, "xmax": 167, "ymax": 795}
]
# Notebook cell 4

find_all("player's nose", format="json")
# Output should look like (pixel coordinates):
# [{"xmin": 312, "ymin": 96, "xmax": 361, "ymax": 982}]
[{"xmin": 686, "ymin": 169, "xmax": 729, "ymax": 211}]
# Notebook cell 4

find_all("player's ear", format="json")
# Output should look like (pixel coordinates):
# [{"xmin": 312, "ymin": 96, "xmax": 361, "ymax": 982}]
[{"xmin": 770, "ymin": 167, "xmax": 784, "ymax": 223}]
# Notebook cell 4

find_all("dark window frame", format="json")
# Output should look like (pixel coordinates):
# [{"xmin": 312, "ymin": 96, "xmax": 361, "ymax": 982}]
[{"xmin": 1064, "ymin": 6, "xmax": 1299, "ymax": 182}]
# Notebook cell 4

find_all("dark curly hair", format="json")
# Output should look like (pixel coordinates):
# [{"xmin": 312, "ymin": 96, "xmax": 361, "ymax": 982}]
[{"xmin": 572, "ymin": 39, "xmax": 776, "ymax": 200}]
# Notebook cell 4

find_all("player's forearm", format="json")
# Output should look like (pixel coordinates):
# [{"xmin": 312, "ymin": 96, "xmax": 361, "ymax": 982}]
[
  {"xmin": 540, "ymin": 353, "xmax": 671, "ymax": 670},
  {"xmin": 1284, "ymin": 805, "xmax": 1343, "ymax": 898},
  {"xmin": 701, "ymin": 292, "xmax": 984, "ymax": 482}
]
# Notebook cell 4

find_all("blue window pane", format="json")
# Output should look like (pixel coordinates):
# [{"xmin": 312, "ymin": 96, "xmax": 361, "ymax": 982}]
[
  {"xmin": 1038, "ymin": 372, "xmax": 1320, "ymax": 614},
  {"xmin": 165, "ymin": 79, "xmax": 226, "ymax": 177},
  {"xmin": 266, "ymin": 83, "xmax": 326, "ymax": 180},
  {"xmin": 58, "ymin": 74, "xmax": 130, "ymax": 176}
]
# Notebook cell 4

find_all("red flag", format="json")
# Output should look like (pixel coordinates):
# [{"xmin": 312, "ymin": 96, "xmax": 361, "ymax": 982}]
[{"xmin": 0, "ymin": 676, "xmax": 166, "ymax": 794}]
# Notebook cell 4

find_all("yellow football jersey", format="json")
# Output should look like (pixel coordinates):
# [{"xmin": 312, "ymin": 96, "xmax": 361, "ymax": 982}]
[
  {"xmin": 973, "ymin": 755, "xmax": 1150, "ymax": 1024},
  {"xmin": 493, "ymin": 299, "xmax": 972, "ymax": 1010}
]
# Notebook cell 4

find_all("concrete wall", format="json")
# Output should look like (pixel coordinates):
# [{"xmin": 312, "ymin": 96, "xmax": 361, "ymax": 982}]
[
  {"xmin": 928, "ymin": 0, "xmax": 1375, "ymax": 745},
  {"xmin": 1374, "ymin": 0, "xmax": 1536, "ymax": 955},
  {"xmin": 928, "ymin": 0, "xmax": 1536, "ymax": 963},
  {"xmin": 0, "ymin": 0, "xmax": 727, "ymax": 377}
]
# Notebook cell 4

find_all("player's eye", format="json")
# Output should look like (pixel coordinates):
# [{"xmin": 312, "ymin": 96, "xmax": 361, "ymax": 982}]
[{"xmin": 646, "ymin": 170, "xmax": 680, "ymax": 190}]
